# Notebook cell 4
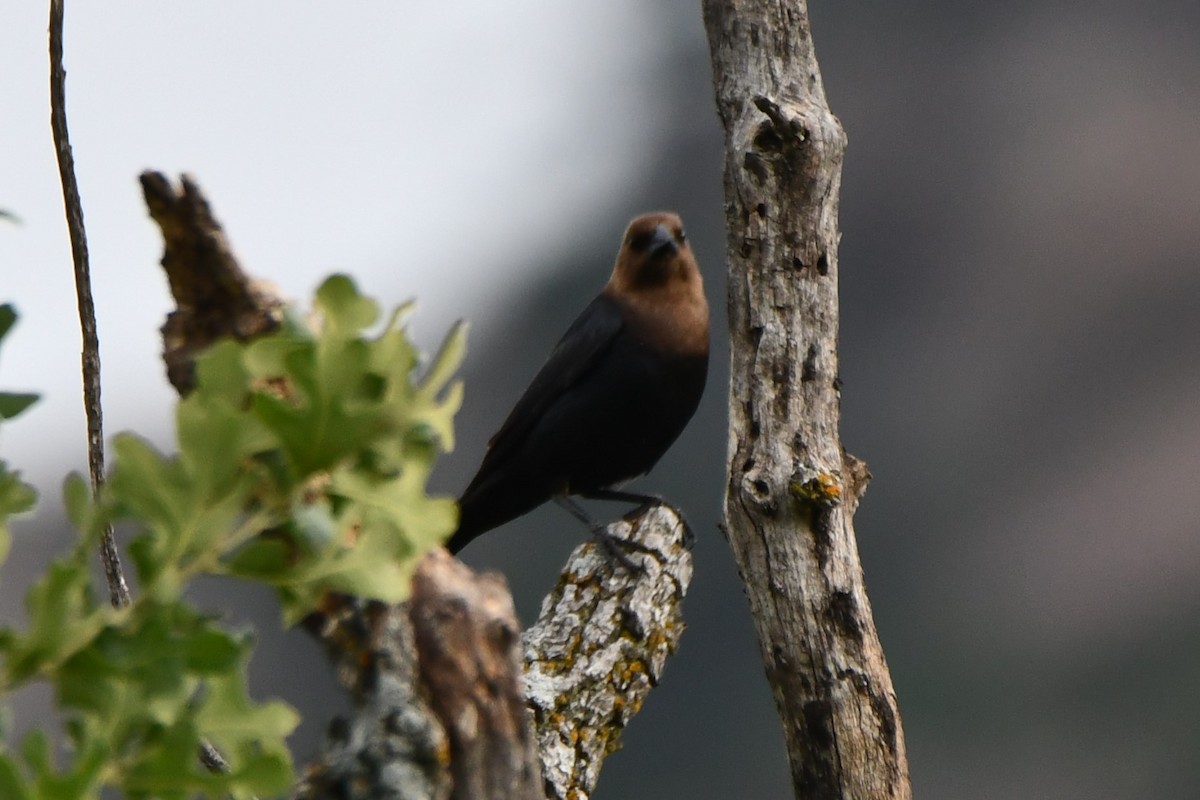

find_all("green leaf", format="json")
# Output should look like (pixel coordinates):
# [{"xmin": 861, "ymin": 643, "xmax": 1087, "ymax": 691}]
[
  {"xmin": 0, "ymin": 461, "xmax": 37, "ymax": 534},
  {"xmin": 314, "ymin": 274, "xmax": 379, "ymax": 336},
  {"xmin": 223, "ymin": 538, "xmax": 290, "ymax": 581},
  {"xmin": 0, "ymin": 307, "xmax": 40, "ymax": 419},
  {"xmin": 191, "ymin": 339, "xmax": 251, "ymax": 406},
  {"xmin": 0, "ymin": 393, "xmax": 38, "ymax": 421},
  {"xmin": 250, "ymin": 381, "xmax": 390, "ymax": 477},
  {"xmin": 107, "ymin": 434, "xmax": 188, "ymax": 541},
  {"xmin": 183, "ymin": 627, "xmax": 244, "ymax": 674},
  {"xmin": 419, "ymin": 320, "xmax": 468, "ymax": 401},
  {"xmin": 60, "ymin": 473, "xmax": 93, "ymax": 537},
  {"xmin": 0, "ymin": 754, "xmax": 32, "ymax": 800},
  {"xmin": 177, "ymin": 398, "xmax": 273, "ymax": 496},
  {"xmin": 5, "ymin": 553, "xmax": 112, "ymax": 684},
  {"xmin": 241, "ymin": 329, "xmax": 312, "ymax": 383},
  {"xmin": 19, "ymin": 730, "xmax": 50, "ymax": 778},
  {"xmin": 193, "ymin": 670, "xmax": 297, "ymax": 783},
  {"xmin": 0, "ymin": 305, "xmax": 16, "ymax": 342}
]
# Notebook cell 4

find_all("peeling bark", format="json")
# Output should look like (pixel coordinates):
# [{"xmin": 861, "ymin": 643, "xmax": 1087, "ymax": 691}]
[{"xmin": 140, "ymin": 171, "xmax": 283, "ymax": 395}]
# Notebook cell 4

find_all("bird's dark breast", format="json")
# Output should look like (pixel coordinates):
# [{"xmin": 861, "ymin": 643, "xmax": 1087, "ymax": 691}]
[{"xmin": 540, "ymin": 332, "xmax": 707, "ymax": 492}]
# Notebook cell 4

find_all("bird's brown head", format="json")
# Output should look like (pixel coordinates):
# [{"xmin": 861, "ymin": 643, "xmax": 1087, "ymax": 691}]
[
  {"xmin": 606, "ymin": 211, "xmax": 708, "ymax": 354},
  {"xmin": 609, "ymin": 212, "xmax": 695, "ymax": 291}
]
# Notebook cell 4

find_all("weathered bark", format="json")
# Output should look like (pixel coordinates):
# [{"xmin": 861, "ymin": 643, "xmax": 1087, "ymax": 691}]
[
  {"xmin": 411, "ymin": 551, "xmax": 543, "ymax": 800},
  {"xmin": 140, "ymin": 172, "xmax": 694, "ymax": 799},
  {"xmin": 524, "ymin": 505, "xmax": 692, "ymax": 800},
  {"xmin": 296, "ymin": 589, "xmax": 451, "ymax": 800},
  {"xmin": 139, "ymin": 171, "xmax": 284, "ymax": 395},
  {"xmin": 702, "ymin": 3, "xmax": 911, "ymax": 799},
  {"xmin": 298, "ymin": 552, "xmax": 543, "ymax": 800}
]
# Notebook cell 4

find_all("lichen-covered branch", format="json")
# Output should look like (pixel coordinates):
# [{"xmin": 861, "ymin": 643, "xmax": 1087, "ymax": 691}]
[
  {"xmin": 702, "ymin": 2, "xmax": 911, "ymax": 798},
  {"xmin": 297, "ymin": 553, "xmax": 544, "ymax": 800},
  {"xmin": 524, "ymin": 505, "xmax": 693, "ymax": 800},
  {"xmin": 296, "ymin": 592, "xmax": 450, "ymax": 800}
]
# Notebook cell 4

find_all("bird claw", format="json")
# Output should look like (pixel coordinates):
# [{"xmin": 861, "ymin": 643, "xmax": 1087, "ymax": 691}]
[{"xmin": 591, "ymin": 527, "xmax": 646, "ymax": 573}]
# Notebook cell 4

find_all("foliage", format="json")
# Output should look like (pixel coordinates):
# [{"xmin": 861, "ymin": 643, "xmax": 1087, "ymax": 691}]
[
  {"xmin": 0, "ymin": 280, "xmax": 465, "ymax": 798},
  {"xmin": 0, "ymin": 305, "xmax": 39, "ymax": 570}
]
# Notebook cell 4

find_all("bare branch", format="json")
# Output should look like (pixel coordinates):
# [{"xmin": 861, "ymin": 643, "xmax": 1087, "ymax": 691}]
[
  {"xmin": 703, "ymin": 2, "xmax": 911, "ymax": 798},
  {"xmin": 48, "ymin": 0, "xmax": 129, "ymax": 609}
]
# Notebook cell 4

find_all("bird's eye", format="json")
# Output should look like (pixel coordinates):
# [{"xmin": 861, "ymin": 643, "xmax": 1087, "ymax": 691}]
[
  {"xmin": 629, "ymin": 231, "xmax": 654, "ymax": 252},
  {"xmin": 677, "ymin": 229, "xmax": 687, "ymax": 243}
]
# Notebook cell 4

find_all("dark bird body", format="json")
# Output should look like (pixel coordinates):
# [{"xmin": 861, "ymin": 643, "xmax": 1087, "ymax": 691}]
[{"xmin": 448, "ymin": 212, "xmax": 708, "ymax": 554}]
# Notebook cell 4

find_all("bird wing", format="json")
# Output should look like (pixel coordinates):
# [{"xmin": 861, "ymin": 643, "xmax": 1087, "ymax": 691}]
[{"xmin": 473, "ymin": 292, "xmax": 624, "ymax": 477}]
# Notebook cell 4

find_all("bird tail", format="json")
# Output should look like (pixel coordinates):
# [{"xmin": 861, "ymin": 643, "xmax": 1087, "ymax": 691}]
[
  {"xmin": 446, "ymin": 474, "xmax": 549, "ymax": 554},
  {"xmin": 444, "ymin": 510, "xmax": 479, "ymax": 554}
]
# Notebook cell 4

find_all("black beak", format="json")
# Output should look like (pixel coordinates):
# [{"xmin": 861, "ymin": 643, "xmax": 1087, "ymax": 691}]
[{"xmin": 648, "ymin": 223, "xmax": 678, "ymax": 258}]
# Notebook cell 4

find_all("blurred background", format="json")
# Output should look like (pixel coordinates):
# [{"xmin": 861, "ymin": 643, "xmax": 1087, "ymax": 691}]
[{"xmin": 2, "ymin": 2, "xmax": 1199, "ymax": 798}]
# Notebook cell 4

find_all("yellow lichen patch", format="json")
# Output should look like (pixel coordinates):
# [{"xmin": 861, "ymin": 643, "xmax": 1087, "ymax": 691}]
[
  {"xmin": 435, "ymin": 737, "xmax": 451, "ymax": 766},
  {"xmin": 789, "ymin": 471, "xmax": 843, "ymax": 508}
]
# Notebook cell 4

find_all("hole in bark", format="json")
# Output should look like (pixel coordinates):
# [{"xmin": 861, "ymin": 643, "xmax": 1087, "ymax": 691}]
[
  {"xmin": 743, "ymin": 151, "xmax": 768, "ymax": 184},
  {"xmin": 801, "ymin": 344, "xmax": 818, "ymax": 382},
  {"xmin": 753, "ymin": 122, "xmax": 784, "ymax": 153},
  {"xmin": 869, "ymin": 688, "xmax": 900, "ymax": 757},
  {"xmin": 817, "ymin": 251, "xmax": 829, "ymax": 275},
  {"xmin": 802, "ymin": 699, "xmax": 835, "ymax": 749},
  {"xmin": 826, "ymin": 591, "xmax": 862, "ymax": 642}
]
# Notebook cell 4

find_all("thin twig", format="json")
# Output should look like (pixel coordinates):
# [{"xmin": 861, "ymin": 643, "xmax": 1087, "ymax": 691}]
[
  {"xmin": 50, "ymin": 4, "xmax": 239, "ymax": 781},
  {"xmin": 48, "ymin": 0, "xmax": 130, "ymax": 609}
]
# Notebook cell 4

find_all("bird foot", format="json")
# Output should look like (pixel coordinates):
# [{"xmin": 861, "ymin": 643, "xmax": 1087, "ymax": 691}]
[
  {"xmin": 616, "ymin": 497, "xmax": 695, "ymax": 551},
  {"xmin": 591, "ymin": 527, "xmax": 645, "ymax": 573}
]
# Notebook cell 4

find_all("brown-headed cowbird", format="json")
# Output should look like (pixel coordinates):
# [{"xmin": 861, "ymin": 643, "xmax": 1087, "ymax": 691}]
[{"xmin": 447, "ymin": 211, "xmax": 708, "ymax": 554}]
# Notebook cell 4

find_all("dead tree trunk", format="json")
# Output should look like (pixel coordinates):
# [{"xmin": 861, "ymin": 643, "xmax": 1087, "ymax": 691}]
[{"xmin": 702, "ymin": 3, "xmax": 912, "ymax": 798}]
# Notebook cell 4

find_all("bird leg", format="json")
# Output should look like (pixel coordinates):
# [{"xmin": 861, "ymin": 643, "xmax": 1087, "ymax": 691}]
[
  {"xmin": 552, "ymin": 495, "xmax": 644, "ymax": 571},
  {"xmin": 578, "ymin": 488, "xmax": 695, "ymax": 550}
]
